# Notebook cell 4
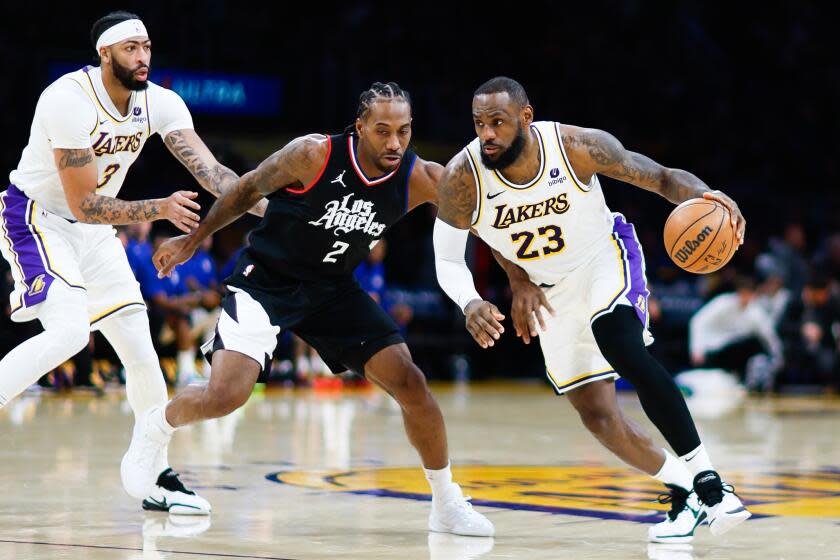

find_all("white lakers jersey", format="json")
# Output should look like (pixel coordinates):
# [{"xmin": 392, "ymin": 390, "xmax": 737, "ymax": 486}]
[
  {"xmin": 467, "ymin": 121, "xmax": 615, "ymax": 285},
  {"xmin": 9, "ymin": 66, "xmax": 193, "ymax": 220}
]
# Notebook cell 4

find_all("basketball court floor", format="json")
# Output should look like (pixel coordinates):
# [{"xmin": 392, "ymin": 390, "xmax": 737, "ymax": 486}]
[{"xmin": 1, "ymin": 381, "xmax": 838, "ymax": 559}]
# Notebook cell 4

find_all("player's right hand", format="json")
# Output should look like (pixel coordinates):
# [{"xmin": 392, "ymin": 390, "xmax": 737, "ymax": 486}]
[
  {"xmin": 509, "ymin": 279, "xmax": 555, "ymax": 345},
  {"xmin": 160, "ymin": 190, "xmax": 201, "ymax": 233},
  {"xmin": 153, "ymin": 234, "xmax": 198, "ymax": 278},
  {"xmin": 464, "ymin": 299, "xmax": 505, "ymax": 349}
]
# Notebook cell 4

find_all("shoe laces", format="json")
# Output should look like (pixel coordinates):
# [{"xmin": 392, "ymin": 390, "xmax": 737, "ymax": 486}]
[
  {"xmin": 657, "ymin": 485, "xmax": 690, "ymax": 521},
  {"xmin": 697, "ymin": 483, "xmax": 738, "ymax": 507}
]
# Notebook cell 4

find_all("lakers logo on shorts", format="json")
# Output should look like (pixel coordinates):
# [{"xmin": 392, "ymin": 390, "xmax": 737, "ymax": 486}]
[
  {"xmin": 27, "ymin": 274, "xmax": 47, "ymax": 296},
  {"xmin": 266, "ymin": 464, "xmax": 840, "ymax": 522}
]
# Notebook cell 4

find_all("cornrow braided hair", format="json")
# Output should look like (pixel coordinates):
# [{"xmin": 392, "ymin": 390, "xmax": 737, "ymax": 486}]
[{"xmin": 344, "ymin": 82, "xmax": 412, "ymax": 135}]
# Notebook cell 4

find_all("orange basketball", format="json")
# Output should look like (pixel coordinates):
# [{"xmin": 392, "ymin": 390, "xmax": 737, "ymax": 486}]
[{"xmin": 664, "ymin": 198, "xmax": 737, "ymax": 274}]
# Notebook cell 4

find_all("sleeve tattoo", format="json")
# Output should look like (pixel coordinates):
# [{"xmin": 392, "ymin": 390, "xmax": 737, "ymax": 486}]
[
  {"xmin": 164, "ymin": 131, "xmax": 238, "ymax": 197},
  {"xmin": 563, "ymin": 129, "xmax": 712, "ymax": 204},
  {"xmin": 436, "ymin": 154, "xmax": 477, "ymax": 229}
]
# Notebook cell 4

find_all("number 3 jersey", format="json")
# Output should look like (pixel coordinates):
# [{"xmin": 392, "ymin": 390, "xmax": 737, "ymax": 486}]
[
  {"xmin": 466, "ymin": 121, "xmax": 615, "ymax": 286},
  {"xmin": 9, "ymin": 65, "xmax": 192, "ymax": 221},
  {"xmin": 233, "ymin": 133, "xmax": 416, "ymax": 286}
]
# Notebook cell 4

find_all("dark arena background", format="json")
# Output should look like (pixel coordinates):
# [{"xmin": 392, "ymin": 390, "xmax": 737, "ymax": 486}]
[{"xmin": 0, "ymin": 2, "xmax": 838, "ymax": 559}]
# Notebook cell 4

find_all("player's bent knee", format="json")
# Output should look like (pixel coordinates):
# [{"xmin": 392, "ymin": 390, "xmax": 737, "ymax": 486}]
[
  {"xmin": 577, "ymin": 405, "xmax": 621, "ymax": 435},
  {"xmin": 204, "ymin": 380, "xmax": 252, "ymax": 418}
]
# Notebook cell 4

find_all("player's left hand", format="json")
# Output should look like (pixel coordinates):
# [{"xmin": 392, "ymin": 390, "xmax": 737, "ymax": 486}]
[
  {"xmin": 509, "ymin": 279, "xmax": 555, "ymax": 344},
  {"xmin": 703, "ymin": 190, "xmax": 746, "ymax": 245},
  {"xmin": 154, "ymin": 234, "xmax": 199, "ymax": 278},
  {"xmin": 464, "ymin": 299, "xmax": 505, "ymax": 349}
]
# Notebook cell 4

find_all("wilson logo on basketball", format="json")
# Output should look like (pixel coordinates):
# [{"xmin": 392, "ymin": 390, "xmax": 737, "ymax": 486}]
[{"xmin": 674, "ymin": 225, "xmax": 713, "ymax": 264}]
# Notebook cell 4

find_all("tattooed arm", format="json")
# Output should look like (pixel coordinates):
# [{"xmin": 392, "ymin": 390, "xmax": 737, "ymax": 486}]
[
  {"xmin": 154, "ymin": 134, "xmax": 328, "ymax": 277},
  {"xmin": 560, "ymin": 125, "xmax": 745, "ymax": 243},
  {"xmin": 55, "ymin": 148, "xmax": 201, "ymax": 232},
  {"xmin": 433, "ymin": 152, "xmax": 507, "ymax": 347},
  {"xmin": 164, "ymin": 129, "xmax": 267, "ymax": 217}
]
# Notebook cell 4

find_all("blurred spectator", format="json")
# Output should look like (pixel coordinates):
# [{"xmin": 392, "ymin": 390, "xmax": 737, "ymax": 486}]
[
  {"xmin": 765, "ymin": 223, "xmax": 809, "ymax": 295},
  {"xmin": 689, "ymin": 276, "xmax": 783, "ymax": 391},
  {"xmin": 135, "ymin": 227, "xmax": 220, "ymax": 385},
  {"xmin": 786, "ymin": 272, "xmax": 840, "ymax": 391},
  {"xmin": 813, "ymin": 234, "xmax": 840, "ymax": 281}
]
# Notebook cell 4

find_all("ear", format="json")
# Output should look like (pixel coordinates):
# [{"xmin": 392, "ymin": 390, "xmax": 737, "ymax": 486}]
[
  {"xmin": 355, "ymin": 118, "xmax": 364, "ymax": 137},
  {"xmin": 99, "ymin": 47, "xmax": 110, "ymax": 65},
  {"xmin": 521, "ymin": 104, "xmax": 534, "ymax": 126}
]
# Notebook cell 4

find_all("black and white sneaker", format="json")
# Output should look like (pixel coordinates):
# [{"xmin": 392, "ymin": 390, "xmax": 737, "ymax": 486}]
[
  {"xmin": 693, "ymin": 470, "xmax": 750, "ymax": 536},
  {"xmin": 142, "ymin": 468, "xmax": 211, "ymax": 516},
  {"xmin": 648, "ymin": 484, "xmax": 705, "ymax": 544}
]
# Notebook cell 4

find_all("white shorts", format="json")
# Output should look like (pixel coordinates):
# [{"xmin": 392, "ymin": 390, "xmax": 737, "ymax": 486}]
[
  {"xmin": 200, "ymin": 287, "xmax": 281, "ymax": 371},
  {"xmin": 0, "ymin": 185, "xmax": 145, "ymax": 327},
  {"xmin": 538, "ymin": 214, "xmax": 652, "ymax": 394}
]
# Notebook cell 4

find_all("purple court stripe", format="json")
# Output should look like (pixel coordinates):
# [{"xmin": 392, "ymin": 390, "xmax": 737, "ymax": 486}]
[{"xmin": 1, "ymin": 186, "xmax": 54, "ymax": 307}]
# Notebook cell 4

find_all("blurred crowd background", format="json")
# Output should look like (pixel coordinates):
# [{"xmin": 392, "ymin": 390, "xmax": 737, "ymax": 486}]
[{"xmin": 1, "ymin": 2, "xmax": 837, "ymax": 393}]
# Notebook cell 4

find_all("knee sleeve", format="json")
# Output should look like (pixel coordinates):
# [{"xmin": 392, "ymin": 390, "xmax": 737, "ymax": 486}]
[
  {"xmin": 98, "ymin": 309, "xmax": 168, "ymax": 417},
  {"xmin": 38, "ymin": 292, "xmax": 91, "ymax": 370}
]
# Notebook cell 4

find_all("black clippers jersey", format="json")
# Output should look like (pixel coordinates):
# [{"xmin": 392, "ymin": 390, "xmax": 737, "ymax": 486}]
[{"xmin": 239, "ymin": 133, "xmax": 416, "ymax": 284}]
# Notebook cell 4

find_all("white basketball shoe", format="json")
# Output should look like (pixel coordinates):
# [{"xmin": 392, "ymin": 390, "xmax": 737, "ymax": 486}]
[
  {"xmin": 648, "ymin": 485, "xmax": 705, "ymax": 544},
  {"xmin": 143, "ymin": 468, "xmax": 212, "ymax": 515},
  {"xmin": 121, "ymin": 406, "xmax": 172, "ymax": 500},
  {"xmin": 429, "ymin": 483, "xmax": 495, "ymax": 537},
  {"xmin": 693, "ymin": 470, "xmax": 751, "ymax": 536}
]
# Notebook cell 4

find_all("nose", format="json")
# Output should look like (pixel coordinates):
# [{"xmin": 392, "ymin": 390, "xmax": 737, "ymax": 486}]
[
  {"xmin": 385, "ymin": 133, "xmax": 400, "ymax": 151},
  {"xmin": 480, "ymin": 127, "xmax": 496, "ymax": 144}
]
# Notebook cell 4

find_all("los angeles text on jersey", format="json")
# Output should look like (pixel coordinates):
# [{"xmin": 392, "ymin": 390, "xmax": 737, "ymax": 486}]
[
  {"xmin": 91, "ymin": 131, "xmax": 144, "ymax": 156},
  {"xmin": 308, "ymin": 192, "xmax": 386, "ymax": 236},
  {"xmin": 491, "ymin": 193, "xmax": 570, "ymax": 229}
]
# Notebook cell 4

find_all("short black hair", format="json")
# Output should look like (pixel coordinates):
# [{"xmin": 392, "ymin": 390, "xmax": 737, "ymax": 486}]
[
  {"xmin": 474, "ymin": 76, "xmax": 529, "ymax": 108},
  {"xmin": 344, "ymin": 82, "xmax": 412, "ymax": 134},
  {"xmin": 356, "ymin": 81, "xmax": 412, "ymax": 120},
  {"xmin": 90, "ymin": 11, "xmax": 141, "ymax": 50}
]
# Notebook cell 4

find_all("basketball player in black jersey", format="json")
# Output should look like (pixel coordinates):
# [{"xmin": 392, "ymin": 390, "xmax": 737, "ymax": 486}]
[{"xmin": 120, "ymin": 83, "xmax": 494, "ymax": 537}]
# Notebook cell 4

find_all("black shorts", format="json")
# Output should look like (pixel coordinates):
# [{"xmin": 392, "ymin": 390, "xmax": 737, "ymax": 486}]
[{"xmin": 202, "ymin": 276, "xmax": 403, "ymax": 375}]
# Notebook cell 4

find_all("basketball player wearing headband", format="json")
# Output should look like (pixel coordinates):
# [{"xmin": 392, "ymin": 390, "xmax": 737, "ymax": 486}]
[
  {"xmin": 433, "ymin": 77, "xmax": 750, "ymax": 544},
  {"xmin": 0, "ymin": 11, "xmax": 263, "ymax": 514}
]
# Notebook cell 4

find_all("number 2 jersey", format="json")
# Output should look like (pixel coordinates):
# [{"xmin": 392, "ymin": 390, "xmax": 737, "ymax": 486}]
[
  {"xmin": 9, "ymin": 65, "xmax": 192, "ymax": 220},
  {"xmin": 229, "ymin": 133, "xmax": 417, "ymax": 289},
  {"xmin": 466, "ymin": 121, "xmax": 616, "ymax": 286}
]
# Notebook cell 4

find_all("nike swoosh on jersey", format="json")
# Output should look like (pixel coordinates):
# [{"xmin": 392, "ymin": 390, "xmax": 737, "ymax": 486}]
[{"xmin": 487, "ymin": 191, "xmax": 505, "ymax": 199}]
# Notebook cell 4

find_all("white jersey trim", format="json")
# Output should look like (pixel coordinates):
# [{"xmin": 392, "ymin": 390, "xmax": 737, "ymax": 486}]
[{"xmin": 554, "ymin": 122, "xmax": 596, "ymax": 193}]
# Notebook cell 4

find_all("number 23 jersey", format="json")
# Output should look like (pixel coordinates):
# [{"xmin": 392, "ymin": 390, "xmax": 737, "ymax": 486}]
[{"xmin": 466, "ymin": 121, "xmax": 615, "ymax": 286}]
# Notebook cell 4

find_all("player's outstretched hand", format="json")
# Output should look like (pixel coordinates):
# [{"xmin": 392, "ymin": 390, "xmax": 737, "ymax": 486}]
[
  {"xmin": 703, "ymin": 190, "xmax": 745, "ymax": 245},
  {"xmin": 509, "ymin": 279, "xmax": 555, "ymax": 345},
  {"xmin": 464, "ymin": 299, "xmax": 505, "ymax": 349},
  {"xmin": 154, "ymin": 235, "xmax": 198, "ymax": 278},
  {"xmin": 161, "ymin": 190, "xmax": 201, "ymax": 233}
]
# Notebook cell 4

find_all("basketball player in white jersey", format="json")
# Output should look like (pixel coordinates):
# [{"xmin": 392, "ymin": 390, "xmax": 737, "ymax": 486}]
[
  {"xmin": 0, "ymin": 11, "xmax": 262, "ymax": 514},
  {"xmin": 434, "ymin": 77, "xmax": 750, "ymax": 544}
]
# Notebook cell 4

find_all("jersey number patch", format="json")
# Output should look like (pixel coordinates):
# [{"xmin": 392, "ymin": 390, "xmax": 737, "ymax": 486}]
[
  {"xmin": 97, "ymin": 164, "xmax": 120, "ymax": 189},
  {"xmin": 510, "ymin": 225, "xmax": 565, "ymax": 260},
  {"xmin": 323, "ymin": 241, "xmax": 350, "ymax": 263}
]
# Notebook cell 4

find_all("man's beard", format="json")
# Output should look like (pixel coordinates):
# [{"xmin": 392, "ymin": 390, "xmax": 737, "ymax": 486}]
[
  {"xmin": 112, "ymin": 57, "xmax": 149, "ymax": 91},
  {"xmin": 480, "ymin": 126, "xmax": 526, "ymax": 170}
]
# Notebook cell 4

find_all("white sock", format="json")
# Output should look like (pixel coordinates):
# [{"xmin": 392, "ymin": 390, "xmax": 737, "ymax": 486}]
[
  {"xmin": 680, "ymin": 444, "xmax": 714, "ymax": 476},
  {"xmin": 424, "ymin": 462, "xmax": 453, "ymax": 501},
  {"xmin": 151, "ymin": 404, "xmax": 176, "ymax": 436},
  {"xmin": 177, "ymin": 350, "xmax": 197, "ymax": 378},
  {"xmin": 653, "ymin": 449, "xmax": 694, "ymax": 490}
]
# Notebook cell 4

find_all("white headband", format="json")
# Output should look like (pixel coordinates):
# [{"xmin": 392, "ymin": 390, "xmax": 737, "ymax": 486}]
[{"xmin": 95, "ymin": 19, "xmax": 149, "ymax": 52}]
